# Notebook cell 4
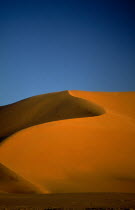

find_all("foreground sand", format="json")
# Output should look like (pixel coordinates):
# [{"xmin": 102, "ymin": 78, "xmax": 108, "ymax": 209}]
[
  {"xmin": 0, "ymin": 192, "xmax": 135, "ymax": 208},
  {"xmin": 0, "ymin": 90, "xmax": 135, "ymax": 194}
]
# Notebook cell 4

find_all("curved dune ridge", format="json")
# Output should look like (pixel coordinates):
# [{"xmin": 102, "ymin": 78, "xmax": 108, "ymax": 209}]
[
  {"xmin": 0, "ymin": 90, "xmax": 105, "ymax": 142},
  {"xmin": 0, "ymin": 163, "xmax": 44, "ymax": 194},
  {"xmin": 0, "ymin": 90, "xmax": 135, "ymax": 194}
]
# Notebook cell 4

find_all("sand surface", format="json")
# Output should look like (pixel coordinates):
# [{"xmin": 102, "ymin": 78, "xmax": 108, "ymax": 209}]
[
  {"xmin": 0, "ymin": 192, "xmax": 135, "ymax": 208},
  {"xmin": 0, "ymin": 90, "xmax": 135, "ymax": 194}
]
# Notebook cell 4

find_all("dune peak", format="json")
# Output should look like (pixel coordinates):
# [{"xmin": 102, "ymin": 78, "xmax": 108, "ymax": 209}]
[{"xmin": 0, "ymin": 90, "xmax": 105, "ymax": 142}]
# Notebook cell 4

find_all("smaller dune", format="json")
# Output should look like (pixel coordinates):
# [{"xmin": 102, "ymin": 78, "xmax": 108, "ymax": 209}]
[{"xmin": 0, "ymin": 163, "xmax": 43, "ymax": 194}]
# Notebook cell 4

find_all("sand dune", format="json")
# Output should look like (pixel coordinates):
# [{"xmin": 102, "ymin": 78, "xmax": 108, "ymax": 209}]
[
  {"xmin": 0, "ymin": 90, "xmax": 135, "ymax": 193},
  {"xmin": 0, "ymin": 90, "xmax": 105, "ymax": 142},
  {"xmin": 0, "ymin": 163, "xmax": 44, "ymax": 194}
]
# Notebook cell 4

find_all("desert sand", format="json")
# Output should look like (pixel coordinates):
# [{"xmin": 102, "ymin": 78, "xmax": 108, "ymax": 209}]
[
  {"xmin": 0, "ymin": 90, "xmax": 135, "ymax": 194},
  {"xmin": 0, "ymin": 192, "xmax": 135, "ymax": 208}
]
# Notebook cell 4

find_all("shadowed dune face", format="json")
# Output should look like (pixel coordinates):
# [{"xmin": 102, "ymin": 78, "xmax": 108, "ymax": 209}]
[
  {"xmin": 0, "ymin": 90, "xmax": 135, "ymax": 194},
  {"xmin": 0, "ymin": 91, "xmax": 105, "ymax": 142},
  {"xmin": 0, "ymin": 163, "xmax": 44, "ymax": 194}
]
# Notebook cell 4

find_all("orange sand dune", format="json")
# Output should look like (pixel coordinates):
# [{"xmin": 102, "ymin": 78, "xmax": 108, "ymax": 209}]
[
  {"xmin": 0, "ymin": 163, "xmax": 44, "ymax": 194},
  {"xmin": 0, "ymin": 90, "xmax": 135, "ymax": 193},
  {"xmin": 0, "ymin": 90, "xmax": 104, "ymax": 142}
]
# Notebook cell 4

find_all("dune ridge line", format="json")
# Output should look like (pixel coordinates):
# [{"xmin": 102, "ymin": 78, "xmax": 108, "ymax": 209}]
[{"xmin": 0, "ymin": 90, "xmax": 105, "ymax": 142}]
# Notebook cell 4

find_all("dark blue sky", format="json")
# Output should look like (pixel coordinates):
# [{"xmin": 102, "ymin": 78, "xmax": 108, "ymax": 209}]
[{"xmin": 0, "ymin": 0, "xmax": 135, "ymax": 105}]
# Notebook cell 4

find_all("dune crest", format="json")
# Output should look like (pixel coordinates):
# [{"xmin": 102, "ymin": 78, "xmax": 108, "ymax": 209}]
[{"xmin": 0, "ymin": 90, "xmax": 105, "ymax": 142}]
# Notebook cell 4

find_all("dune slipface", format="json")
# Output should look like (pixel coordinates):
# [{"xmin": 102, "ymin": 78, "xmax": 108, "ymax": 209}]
[{"xmin": 0, "ymin": 90, "xmax": 135, "ymax": 194}]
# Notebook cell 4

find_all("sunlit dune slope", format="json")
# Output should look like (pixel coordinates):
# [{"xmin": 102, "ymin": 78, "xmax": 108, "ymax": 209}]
[
  {"xmin": 0, "ymin": 90, "xmax": 105, "ymax": 142},
  {"xmin": 0, "ymin": 163, "xmax": 44, "ymax": 194},
  {"xmin": 70, "ymin": 90, "xmax": 135, "ymax": 119},
  {"xmin": 0, "ymin": 90, "xmax": 135, "ymax": 193}
]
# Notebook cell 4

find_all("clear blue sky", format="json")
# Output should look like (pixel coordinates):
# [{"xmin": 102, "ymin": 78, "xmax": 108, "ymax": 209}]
[{"xmin": 0, "ymin": 0, "xmax": 135, "ymax": 105}]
